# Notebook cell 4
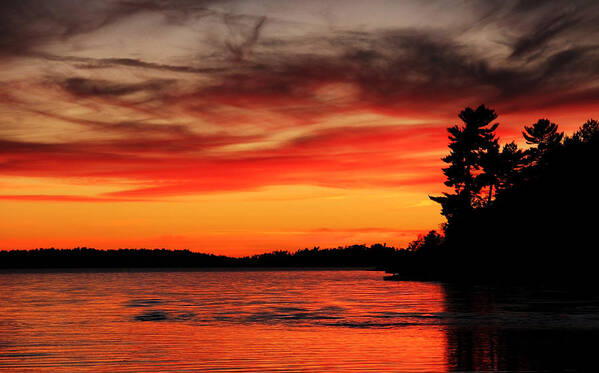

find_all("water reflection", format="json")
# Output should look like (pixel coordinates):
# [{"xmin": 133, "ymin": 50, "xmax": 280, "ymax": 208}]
[
  {"xmin": 1, "ymin": 271, "xmax": 598, "ymax": 372},
  {"xmin": 443, "ymin": 283, "xmax": 599, "ymax": 372}
]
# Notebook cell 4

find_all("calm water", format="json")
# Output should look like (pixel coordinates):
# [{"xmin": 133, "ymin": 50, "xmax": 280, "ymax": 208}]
[{"xmin": 1, "ymin": 270, "xmax": 599, "ymax": 372}]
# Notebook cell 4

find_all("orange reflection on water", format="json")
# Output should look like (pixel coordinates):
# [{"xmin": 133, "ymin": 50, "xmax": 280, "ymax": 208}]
[{"xmin": 0, "ymin": 270, "xmax": 448, "ymax": 372}]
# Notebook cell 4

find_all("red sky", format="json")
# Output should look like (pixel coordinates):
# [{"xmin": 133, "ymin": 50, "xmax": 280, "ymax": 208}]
[{"xmin": 1, "ymin": 0, "xmax": 598, "ymax": 255}]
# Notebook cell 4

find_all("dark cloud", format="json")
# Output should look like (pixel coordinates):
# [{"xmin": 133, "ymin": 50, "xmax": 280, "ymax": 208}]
[
  {"xmin": 510, "ymin": 13, "xmax": 581, "ymax": 59},
  {"xmin": 224, "ymin": 15, "xmax": 266, "ymax": 62},
  {"xmin": 8, "ymin": 0, "xmax": 598, "ymax": 116},
  {"xmin": 31, "ymin": 109, "xmax": 194, "ymax": 138},
  {"xmin": 0, "ymin": 0, "xmax": 219, "ymax": 58},
  {"xmin": 510, "ymin": 0, "xmax": 549, "ymax": 13},
  {"xmin": 50, "ymin": 27, "xmax": 595, "ymax": 118},
  {"xmin": 58, "ymin": 77, "xmax": 174, "ymax": 97},
  {"xmin": 4, "ymin": 1, "xmax": 598, "ymax": 123},
  {"xmin": 188, "ymin": 27, "xmax": 598, "ymax": 115},
  {"xmin": 479, "ymin": 0, "xmax": 599, "ymax": 62},
  {"xmin": 36, "ymin": 53, "xmax": 227, "ymax": 74},
  {"xmin": 50, "ymin": 20, "xmax": 594, "ymax": 131}
]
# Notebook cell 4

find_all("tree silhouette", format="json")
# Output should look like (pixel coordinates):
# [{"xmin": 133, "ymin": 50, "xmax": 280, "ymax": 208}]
[
  {"xmin": 0, "ymin": 245, "xmax": 401, "ymax": 269},
  {"xmin": 430, "ymin": 105, "xmax": 499, "ymax": 219},
  {"xmin": 478, "ymin": 141, "xmax": 525, "ymax": 204},
  {"xmin": 522, "ymin": 119, "xmax": 563, "ymax": 163},
  {"xmin": 572, "ymin": 119, "xmax": 599, "ymax": 143},
  {"xmin": 407, "ymin": 230, "xmax": 443, "ymax": 253},
  {"xmin": 390, "ymin": 109, "xmax": 599, "ymax": 282}
]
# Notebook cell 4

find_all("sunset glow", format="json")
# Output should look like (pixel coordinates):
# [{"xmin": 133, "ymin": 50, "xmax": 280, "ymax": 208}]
[{"xmin": 1, "ymin": 0, "xmax": 598, "ymax": 255}]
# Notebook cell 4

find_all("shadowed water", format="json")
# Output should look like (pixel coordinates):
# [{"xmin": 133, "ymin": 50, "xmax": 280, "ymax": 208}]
[{"xmin": 1, "ymin": 270, "xmax": 598, "ymax": 372}]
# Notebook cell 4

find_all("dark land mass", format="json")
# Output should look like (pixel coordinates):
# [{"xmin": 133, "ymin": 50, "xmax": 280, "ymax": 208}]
[
  {"xmin": 387, "ymin": 106, "xmax": 599, "ymax": 283},
  {"xmin": 0, "ymin": 244, "xmax": 399, "ymax": 270}
]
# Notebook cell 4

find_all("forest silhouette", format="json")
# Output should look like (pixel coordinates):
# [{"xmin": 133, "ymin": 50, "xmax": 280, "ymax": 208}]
[
  {"xmin": 0, "ymin": 244, "xmax": 398, "ymax": 269},
  {"xmin": 389, "ymin": 105, "xmax": 599, "ymax": 282}
]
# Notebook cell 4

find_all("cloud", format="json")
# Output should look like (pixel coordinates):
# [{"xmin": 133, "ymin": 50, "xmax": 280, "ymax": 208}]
[
  {"xmin": 8, "ymin": 1, "xmax": 599, "ymax": 117},
  {"xmin": 36, "ymin": 53, "xmax": 227, "ymax": 74},
  {"xmin": 0, "ymin": 124, "xmax": 445, "ymax": 197},
  {"xmin": 509, "ymin": 13, "xmax": 581, "ymax": 59},
  {"xmin": 0, "ymin": 0, "xmax": 219, "ymax": 58},
  {"xmin": 176, "ymin": 25, "xmax": 599, "ymax": 119},
  {"xmin": 58, "ymin": 77, "xmax": 174, "ymax": 97},
  {"xmin": 475, "ymin": 1, "xmax": 599, "ymax": 63},
  {"xmin": 224, "ymin": 15, "xmax": 266, "ymax": 61}
]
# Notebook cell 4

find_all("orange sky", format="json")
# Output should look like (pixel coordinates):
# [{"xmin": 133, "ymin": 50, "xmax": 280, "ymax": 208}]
[{"xmin": 1, "ymin": 1, "xmax": 599, "ymax": 255}]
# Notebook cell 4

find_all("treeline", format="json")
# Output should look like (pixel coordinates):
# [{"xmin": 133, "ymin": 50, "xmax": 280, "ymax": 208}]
[
  {"xmin": 0, "ymin": 244, "xmax": 399, "ymax": 269},
  {"xmin": 389, "ymin": 106, "xmax": 599, "ymax": 282}
]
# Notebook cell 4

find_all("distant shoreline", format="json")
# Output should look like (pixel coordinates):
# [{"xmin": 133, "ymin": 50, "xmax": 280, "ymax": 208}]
[
  {"xmin": 0, "ymin": 246, "xmax": 399, "ymax": 271},
  {"xmin": 0, "ymin": 266, "xmax": 382, "ymax": 273}
]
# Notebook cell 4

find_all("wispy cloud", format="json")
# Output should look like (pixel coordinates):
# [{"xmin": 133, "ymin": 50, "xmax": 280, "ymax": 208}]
[{"xmin": 0, "ymin": 123, "xmax": 445, "ymax": 198}]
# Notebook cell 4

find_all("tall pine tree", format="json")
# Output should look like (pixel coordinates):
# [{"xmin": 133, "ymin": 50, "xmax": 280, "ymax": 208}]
[{"xmin": 430, "ymin": 105, "xmax": 499, "ymax": 221}]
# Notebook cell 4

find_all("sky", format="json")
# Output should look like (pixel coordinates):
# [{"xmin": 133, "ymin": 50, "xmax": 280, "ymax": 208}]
[{"xmin": 1, "ymin": 0, "xmax": 599, "ymax": 255}]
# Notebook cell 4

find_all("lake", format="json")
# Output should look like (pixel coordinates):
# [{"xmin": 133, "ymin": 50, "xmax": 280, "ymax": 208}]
[{"xmin": 1, "ymin": 270, "xmax": 598, "ymax": 372}]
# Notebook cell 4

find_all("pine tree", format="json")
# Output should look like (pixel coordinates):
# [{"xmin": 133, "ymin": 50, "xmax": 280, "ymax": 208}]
[
  {"xmin": 522, "ymin": 119, "xmax": 563, "ymax": 164},
  {"xmin": 430, "ymin": 105, "xmax": 499, "ymax": 220},
  {"xmin": 573, "ymin": 119, "xmax": 599, "ymax": 143}
]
